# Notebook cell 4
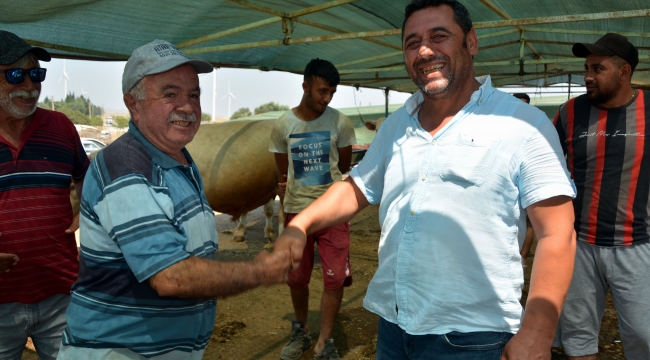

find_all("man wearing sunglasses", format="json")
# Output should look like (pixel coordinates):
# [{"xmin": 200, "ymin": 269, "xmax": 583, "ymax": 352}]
[{"xmin": 0, "ymin": 31, "xmax": 90, "ymax": 360}]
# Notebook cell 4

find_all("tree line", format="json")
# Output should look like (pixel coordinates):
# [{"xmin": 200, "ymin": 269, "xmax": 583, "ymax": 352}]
[
  {"xmin": 39, "ymin": 94, "xmax": 104, "ymax": 126},
  {"xmin": 38, "ymin": 96, "xmax": 290, "ymax": 125},
  {"xmin": 231, "ymin": 102, "xmax": 290, "ymax": 120}
]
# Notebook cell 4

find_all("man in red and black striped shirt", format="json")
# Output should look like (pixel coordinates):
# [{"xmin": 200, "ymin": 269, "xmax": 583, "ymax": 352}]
[
  {"xmin": 0, "ymin": 31, "xmax": 89, "ymax": 360},
  {"xmin": 554, "ymin": 33, "xmax": 650, "ymax": 360}
]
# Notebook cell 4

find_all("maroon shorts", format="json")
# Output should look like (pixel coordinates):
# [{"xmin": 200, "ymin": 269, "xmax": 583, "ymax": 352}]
[{"xmin": 285, "ymin": 213, "xmax": 353, "ymax": 289}]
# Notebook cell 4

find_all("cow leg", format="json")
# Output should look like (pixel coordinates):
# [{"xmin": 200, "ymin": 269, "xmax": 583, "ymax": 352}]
[
  {"xmin": 278, "ymin": 195, "xmax": 285, "ymax": 236},
  {"xmin": 263, "ymin": 199, "xmax": 275, "ymax": 242},
  {"xmin": 233, "ymin": 213, "xmax": 247, "ymax": 242}
]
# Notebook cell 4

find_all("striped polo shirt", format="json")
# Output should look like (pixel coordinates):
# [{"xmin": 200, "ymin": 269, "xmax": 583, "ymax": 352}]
[
  {"xmin": 0, "ymin": 108, "xmax": 88, "ymax": 304},
  {"xmin": 554, "ymin": 90, "xmax": 650, "ymax": 246},
  {"xmin": 61, "ymin": 121, "xmax": 218, "ymax": 359}
]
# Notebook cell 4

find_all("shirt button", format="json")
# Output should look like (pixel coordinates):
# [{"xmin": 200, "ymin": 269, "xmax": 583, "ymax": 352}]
[
  {"xmin": 431, "ymin": 139, "xmax": 437, "ymax": 145},
  {"xmin": 410, "ymin": 209, "xmax": 416, "ymax": 215},
  {"xmin": 421, "ymin": 175, "xmax": 427, "ymax": 181},
  {"xmin": 479, "ymin": 99, "xmax": 484, "ymax": 104}
]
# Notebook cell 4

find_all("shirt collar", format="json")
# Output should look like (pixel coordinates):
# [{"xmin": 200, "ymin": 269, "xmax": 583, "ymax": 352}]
[
  {"xmin": 128, "ymin": 120, "xmax": 194, "ymax": 169},
  {"xmin": 404, "ymin": 75, "xmax": 495, "ymax": 116}
]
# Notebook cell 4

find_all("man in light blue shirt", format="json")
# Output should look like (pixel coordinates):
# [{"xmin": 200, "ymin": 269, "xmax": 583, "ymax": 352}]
[{"xmin": 275, "ymin": 1, "xmax": 577, "ymax": 359}]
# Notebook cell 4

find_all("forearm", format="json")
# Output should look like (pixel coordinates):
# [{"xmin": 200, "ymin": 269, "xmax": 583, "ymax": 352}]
[
  {"xmin": 521, "ymin": 230, "xmax": 576, "ymax": 341},
  {"xmin": 290, "ymin": 177, "xmax": 368, "ymax": 235},
  {"xmin": 74, "ymin": 178, "xmax": 84, "ymax": 200},
  {"xmin": 150, "ymin": 256, "xmax": 266, "ymax": 299}
]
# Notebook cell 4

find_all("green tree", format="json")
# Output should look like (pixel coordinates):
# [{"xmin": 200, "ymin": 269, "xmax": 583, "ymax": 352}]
[
  {"xmin": 89, "ymin": 116, "xmax": 104, "ymax": 127},
  {"xmin": 114, "ymin": 116, "xmax": 129, "ymax": 128},
  {"xmin": 56, "ymin": 105, "xmax": 89, "ymax": 125},
  {"xmin": 201, "ymin": 113, "xmax": 211, "ymax": 121},
  {"xmin": 38, "ymin": 93, "xmax": 104, "ymax": 121},
  {"xmin": 254, "ymin": 102, "xmax": 289, "ymax": 115},
  {"xmin": 230, "ymin": 107, "xmax": 252, "ymax": 120}
]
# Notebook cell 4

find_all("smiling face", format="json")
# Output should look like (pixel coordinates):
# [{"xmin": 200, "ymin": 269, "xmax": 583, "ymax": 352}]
[
  {"xmin": 402, "ymin": 5, "xmax": 477, "ymax": 100},
  {"xmin": 584, "ymin": 54, "xmax": 625, "ymax": 106},
  {"xmin": 0, "ymin": 54, "xmax": 41, "ymax": 121},
  {"xmin": 125, "ymin": 64, "xmax": 201, "ymax": 158}
]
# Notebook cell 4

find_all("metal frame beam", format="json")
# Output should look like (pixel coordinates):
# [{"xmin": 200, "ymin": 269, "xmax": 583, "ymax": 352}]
[
  {"xmin": 477, "ymin": 28, "xmax": 519, "ymax": 40},
  {"xmin": 523, "ymin": 27, "xmax": 650, "ymax": 39},
  {"xmin": 25, "ymin": 40, "xmax": 127, "ymax": 60},
  {"xmin": 474, "ymin": 9, "xmax": 650, "ymax": 29},
  {"xmin": 226, "ymin": 0, "xmax": 356, "ymax": 18},
  {"xmin": 481, "ymin": 40, "xmax": 520, "ymax": 51},
  {"xmin": 340, "ymin": 76, "xmax": 411, "ymax": 82},
  {"xmin": 479, "ymin": 0, "xmax": 545, "ymax": 62},
  {"xmin": 293, "ymin": 18, "xmax": 401, "ymax": 50},
  {"xmin": 336, "ymin": 51, "xmax": 403, "ymax": 68},
  {"xmin": 176, "ymin": 17, "xmax": 281, "ymax": 49},
  {"xmin": 338, "ymin": 66, "xmax": 405, "ymax": 75},
  {"xmin": 183, "ymin": 28, "xmax": 399, "ymax": 54},
  {"xmin": 527, "ymin": 39, "xmax": 650, "ymax": 52},
  {"xmin": 178, "ymin": 0, "xmax": 357, "ymax": 49},
  {"xmin": 181, "ymin": 7, "xmax": 650, "ymax": 56},
  {"xmin": 226, "ymin": 0, "xmax": 400, "ymax": 51},
  {"xmin": 332, "ymin": 54, "xmax": 650, "ymax": 76}
]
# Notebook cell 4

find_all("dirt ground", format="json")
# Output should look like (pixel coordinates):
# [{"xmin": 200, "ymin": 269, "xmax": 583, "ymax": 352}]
[{"xmin": 23, "ymin": 202, "xmax": 625, "ymax": 359}]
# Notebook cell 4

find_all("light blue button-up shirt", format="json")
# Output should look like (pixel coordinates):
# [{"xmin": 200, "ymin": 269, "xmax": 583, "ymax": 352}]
[{"xmin": 349, "ymin": 76, "xmax": 575, "ymax": 335}]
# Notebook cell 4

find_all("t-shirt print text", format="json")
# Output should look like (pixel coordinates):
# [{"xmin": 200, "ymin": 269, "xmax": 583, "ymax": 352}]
[
  {"xmin": 579, "ymin": 130, "xmax": 645, "ymax": 138},
  {"xmin": 290, "ymin": 131, "xmax": 333, "ymax": 187}
]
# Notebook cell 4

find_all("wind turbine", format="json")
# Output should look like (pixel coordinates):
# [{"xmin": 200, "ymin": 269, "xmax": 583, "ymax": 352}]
[
  {"xmin": 57, "ymin": 60, "xmax": 69, "ymax": 100},
  {"xmin": 220, "ymin": 80, "xmax": 237, "ymax": 119}
]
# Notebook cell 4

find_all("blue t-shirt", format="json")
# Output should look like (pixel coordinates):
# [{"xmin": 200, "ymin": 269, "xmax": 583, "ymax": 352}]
[{"xmin": 60, "ymin": 122, "xmax": 218, "ymax": 359}]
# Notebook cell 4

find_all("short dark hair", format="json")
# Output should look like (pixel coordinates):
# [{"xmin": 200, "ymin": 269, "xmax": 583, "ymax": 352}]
[
  {"xmin": 609, "ymin": 55, "xmax": 634, "ymax": 75},
  {"xmin": 513, "ymin": 93, "xmax": 530, "ymax": 102},
  {"xmin": 304, "ymin": 58, "xmax": 340, "ymax": 87},
  {"xmin": 402, "ymin": 0, "xmax": 473, "ymax": 39}
]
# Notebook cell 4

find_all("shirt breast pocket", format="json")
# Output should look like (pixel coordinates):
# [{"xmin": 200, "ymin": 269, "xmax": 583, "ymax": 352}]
[{"xmin": 439, "ymin": 134, "xmax": 500, "ymax": 186}]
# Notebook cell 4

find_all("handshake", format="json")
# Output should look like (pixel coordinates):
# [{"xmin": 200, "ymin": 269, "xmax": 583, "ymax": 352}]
[{"xmin": 253, "ymin": 225, "xmax": 307, "ymax": 286}]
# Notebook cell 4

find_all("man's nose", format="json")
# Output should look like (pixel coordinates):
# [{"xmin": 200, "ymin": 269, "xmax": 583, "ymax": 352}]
[
  {"xmin": 19, "ymin": 72, "xmax": 37, "ymax": 91},
  {"xmin": 175, "ymin": 95, "xmax": 195, "ymax": 114},
  {"xmin": 418, "ymin": 40, "xmax": 435, "ymax": 58}
]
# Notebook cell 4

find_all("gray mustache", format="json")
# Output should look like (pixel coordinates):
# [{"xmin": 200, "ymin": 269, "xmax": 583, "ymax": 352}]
[
  {"xmin": 10, "ymin": 89, "xmax": 40, "ymax": 100},
  {"xmin": 167, "ymin": 111, "xmax": 196, "ymax": 123}
]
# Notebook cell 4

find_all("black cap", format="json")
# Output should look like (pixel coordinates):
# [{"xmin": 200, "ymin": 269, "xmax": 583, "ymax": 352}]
[
  {"xmin": 572, "ymin": 33, "xmax": 638, "ymax": 71},
  {"xmin": 0, "ymin": 30, "xmax": 51, "ymax": 65}
]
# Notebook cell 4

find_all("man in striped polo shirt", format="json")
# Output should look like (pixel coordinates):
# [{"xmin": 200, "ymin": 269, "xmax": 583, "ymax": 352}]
[
  {"xmin": 0, "ymin": 31, "xmax": 90, "ymax": 360},
  {"xmin": 554, "ymin": 33, "xmax": 650, "ymax": 360},
  {"xmin": 57, "ymin": 40, "xmax": 291, "ymax": 360}
]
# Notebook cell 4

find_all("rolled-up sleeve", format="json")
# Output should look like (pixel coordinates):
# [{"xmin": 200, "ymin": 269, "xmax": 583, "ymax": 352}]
[
  {"xmin": 349, "ymin": 123, "xmax": 389, "ymax": 205},
  {"xmin": 517, "ymin": 116, "xmax": 576, "ymax": 209}
]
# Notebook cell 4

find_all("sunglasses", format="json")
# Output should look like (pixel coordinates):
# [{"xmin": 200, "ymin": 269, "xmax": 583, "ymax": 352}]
[{"xmin": 1, "ymin": 68, "xmax": 47, "ymax": 85}]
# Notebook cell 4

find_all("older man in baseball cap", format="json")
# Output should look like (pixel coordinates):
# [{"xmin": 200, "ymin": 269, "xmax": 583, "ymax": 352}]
[
  {"xmin": 553, "ymin": 33, "xmax": 649, "ymax": 360},
  {"xmin": 58, "ymin": 39, "xmax": 292, "ymax": 360},
  {"xmin": 0, "ymin": 31, "xmax": 89, "ymax": 360}
]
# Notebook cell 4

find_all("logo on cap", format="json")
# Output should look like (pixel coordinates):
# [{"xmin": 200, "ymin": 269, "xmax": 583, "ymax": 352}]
[{"xmin": 152, "ymin": 43, "xmax": 186, "ymax": 59}]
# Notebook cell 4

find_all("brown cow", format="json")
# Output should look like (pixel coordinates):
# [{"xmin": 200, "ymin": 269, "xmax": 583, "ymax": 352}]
[{"xmin": 187, "ymin": 120, "xmax": 282, "ymax": 242}]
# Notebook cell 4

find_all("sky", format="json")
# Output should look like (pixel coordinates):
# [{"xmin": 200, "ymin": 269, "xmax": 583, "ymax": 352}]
[
  {"xmin": 39, "ymin": 58, "xmax": 585, "ymax": 119},
  {"xmin": 39, "ymin": 58, "xmax": 413, "ymax": 118}
]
